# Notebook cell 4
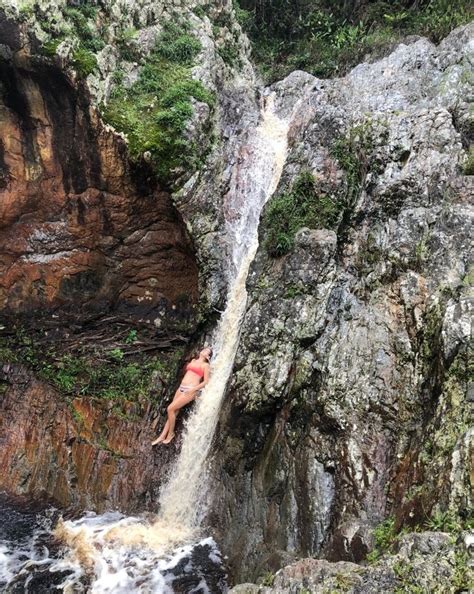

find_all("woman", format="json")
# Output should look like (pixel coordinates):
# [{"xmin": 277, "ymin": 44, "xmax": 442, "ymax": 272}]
[{"xmin": 152, "ymin": 346, "xmax": 212, "ymax": 445}]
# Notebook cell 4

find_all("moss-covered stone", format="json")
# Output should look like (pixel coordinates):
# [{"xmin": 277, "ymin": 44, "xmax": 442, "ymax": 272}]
[{"xmin": 101, "ymin": 22, "xmax": 215, "ymax": 185}]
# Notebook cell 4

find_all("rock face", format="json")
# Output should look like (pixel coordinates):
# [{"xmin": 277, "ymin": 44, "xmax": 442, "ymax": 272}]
[
  {"xmin": 229, "ymin": 532, "xmax": 472, "ymax": 593},
  {"xmin": 0, "ymin": 0, "xmax": 259, "ymax": 317},
  {"xmin": 210, "ymin": 24, "xmax": 473, "ymax": 581},
  {"xmin": 0, "ymin": 53, "xmax": 198, "ymax": 324},
  {"xmin": 0, "ymin": 0, "xmax": 257, "ymax": 515},
  {"xmin": 0, "ymin": 0, "xmax": 472, "ymax": 589},
  {"xmin": 0, "ymin": 364, "xmax": 168, "ymax": 512}
]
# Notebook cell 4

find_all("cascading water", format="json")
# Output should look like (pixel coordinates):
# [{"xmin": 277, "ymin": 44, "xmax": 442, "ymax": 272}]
[
  {"xmin": 0, "ymin": 92, "xmax": 290, "ymax": 593},
  {"xmin": 157, "ymin": 92, "xmax": 289, "ymax": 530}
]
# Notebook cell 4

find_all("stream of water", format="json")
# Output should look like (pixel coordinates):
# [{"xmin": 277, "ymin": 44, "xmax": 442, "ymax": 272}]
[{"xmin": 0, "ymin": 93, "xmax": 289, "ymax": 593}]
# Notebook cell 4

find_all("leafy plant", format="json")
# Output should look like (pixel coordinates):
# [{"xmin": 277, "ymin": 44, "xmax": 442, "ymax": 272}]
[
  {"xmin": 260, "ymin": 571, "xmax": 275, "ymax": 586},
  {"xmin": 263, "ymin": 171, "xmax": 342, "ymax": 257},
  {"xmin": 424, "ymin": 509, "xmax": 463, "ymax": 533},
  {"xmin": 331, "ymin": 120, "xmax": 375, "ymax": 208},
  {"xmin": 109, "ymin": 348, "xmax": 124, "ymax": 362},
  {"xmin": 154, "ymin": 22, "xmax": 201, "ymax": 64},
  {"xmin": 102, "ymin": 22, "xmax": 214, "ymax": 184},
  {"xmin": 366, "ymin": 517, "xmax": 397, "ymax": 563},
  {"xmin": 41, "ymin": 38, "xmax": 64, "ymax": 57},
  {"xmin": 71, "ymin": 46, "xmax": 98, "ymax": 77},
  {"xmin": 116, "ymin": 27, "xmax": 139, "ymax": 61},
  {"xmin": 125, "ymin": 329, "xmax": 138, "ymax": 344},
  {"xmin": 63, "ymin": 5, "xmax": 104, "ymax": 53}
]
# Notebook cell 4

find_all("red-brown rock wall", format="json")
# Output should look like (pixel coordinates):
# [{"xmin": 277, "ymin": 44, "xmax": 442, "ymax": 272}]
[
  {"xmin": 0, "ymin": 60, "xmax": 198, "ymax": 324},
  {"xmin": 0, "ymin": 365, "xmax": 171, "ymax": 512}
]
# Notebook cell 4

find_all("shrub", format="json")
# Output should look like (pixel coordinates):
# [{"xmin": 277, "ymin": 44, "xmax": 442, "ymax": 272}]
[
  {"xmin": 41, "ymin": 38, "xmax": 63, "ymax": 57},
  {"xmin": 263, "ymin": 171, "xmax": 341, "ymax": 257},
  {"xmin": 116, "ymin": 27, "xmax": 139, "ymax": 61},
  {"xmin": 259, "ymin": 572, "xmax": 275, "ymax": 586},
  {"xmin": 331, "ymin": 120, "xmax": 377, "ymax": 205},
  {"xmin": 63, "ymin": 5, "xmax": 105, "ymax": 53},
  {"xmin": 234, "ymin": 0, "xmax": 474, "ymax": 83},
  {"xmin": 218, "ymin": 42, "xmax": 242, "ymax": 67},
  {"xmin": 72, "ymin": 46, "xmax": 98, "ymax": 77},
  {"xmin": 153, "ymin": 22, "xmax": 202, "ymax": 64}
]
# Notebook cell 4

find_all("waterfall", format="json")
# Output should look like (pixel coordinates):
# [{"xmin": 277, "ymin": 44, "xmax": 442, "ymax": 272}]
[{"xmin": 158, "ymin": 92, "xmax": 289, "ymax": 531}]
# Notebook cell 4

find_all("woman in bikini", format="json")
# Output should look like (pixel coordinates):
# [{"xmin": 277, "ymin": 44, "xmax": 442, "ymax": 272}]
[{"xmin": 152, "ymin": 346, "xmax": 212, "ymax": 445}]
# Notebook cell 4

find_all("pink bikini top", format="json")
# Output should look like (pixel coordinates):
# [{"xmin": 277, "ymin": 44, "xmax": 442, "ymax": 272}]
[{"xmin": 186, "ymin": 363, "xmax": 204, "ymax": 379}]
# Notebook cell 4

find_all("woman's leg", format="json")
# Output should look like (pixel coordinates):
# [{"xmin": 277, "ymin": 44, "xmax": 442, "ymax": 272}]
[
  {"xmin": 152, "ymin": 388, "xmax": 182, "ymax": 445},
  {"xmin": 151, "ymin": 420, "xmax": 170, "ymax": 445},
  {"xmin": 163, "ymin": 391, "xmax": 196, "ymax": 444}
]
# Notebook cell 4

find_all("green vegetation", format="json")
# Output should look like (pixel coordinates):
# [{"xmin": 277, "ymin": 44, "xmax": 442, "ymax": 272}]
[
  {"xmin": 71, "ymin": 46, "xmax": 98, "ymax": 77},
  {"xmin": 41, "ymin": 38, "xmax": 63, "ymax": 58},
  {"xmin": 284, "ymin": 284, "xmax": 306, "ymax": 299},
  {"xmin": 63, "ymin": 5, "xmax": 104, "ymax": 53},
  {"xmin": 0, "ymin": 326, "xmax": 183, "ymax": 405},
  {"xmin": 451, "ymin": 550, "xmax": 472, "ymax": 592},
  {"xmin": 102, "ymin": 22, "xmax": 214, "ymax": 184},
  {"xmin": 331, "ymin": 120, "xmax": 378, "ymax": 206},
  {"xmin": 264, "ymin": 121, "xmax": 375, "ymax": 257},
  {"xmin": 234, "ymin": 0, "xmax": 474, "ymax": 83},
  {"xmin": 115, "ymin": 27, "xmax": 139, "ymax": 61},
  {"xmin": 125, "ymin": 329, "xmax": 138, "ymax": 344},
  {"xmin": 217, "ymin": 41, "xmax": 242, "ymax": 67},
  {"xmin": 366, "ymin": 507, "xmax": 473, "ymax": 592},
  {"xmin": 259, "ymin": 571, "xmax": 275, "ymax": 586},
  {"xmin": 392, "ymin": 546, "xmax": 471, "ymax": 593},
  {"xmin": 40, "ymin": 4, "xmax": 104, "ymax": 67},
  {"xmin": 263, "ymin": 171, "xmax": 341, "ymax": 256},
  {"xmin": 424, "ymin": 510, "xmax": 463, "ymax": 532},
  {"xmin": 366, "ymin": 517, "xmax": 397, "ymax": 563},
  {"xmin": 463, "ymin": 146, "xmax": 474, "ymax": 175},
  {"xmin": 18, "ymin": 3, "xmax": 35, "ymax": 21}
]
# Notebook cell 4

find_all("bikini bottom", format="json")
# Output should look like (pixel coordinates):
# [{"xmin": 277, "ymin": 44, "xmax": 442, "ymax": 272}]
[{"xmin": 178, "ymin": 384, "xmax": 201, "ymax": 395}]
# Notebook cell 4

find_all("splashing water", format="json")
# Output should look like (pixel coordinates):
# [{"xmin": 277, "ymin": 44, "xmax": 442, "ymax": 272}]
[{"xmin": 0, "ymin": 93, "xmax": 291, "ymax": 593}]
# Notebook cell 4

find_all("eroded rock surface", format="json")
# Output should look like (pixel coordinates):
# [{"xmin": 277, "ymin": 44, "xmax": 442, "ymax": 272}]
[
  {"xmin": 0, "ymin": 365, "xmax": 171, "ymax": 511},
  {"xmin": 0, "ymin": 56, "xmax": 198, "ymax": 324},
  {"xmin": 230, "ymin": 532, "xmax": 472, "ymax": 593},
  {"xmin": 211, "ymin": 24, "xmax": 473, "ymax": 581}
]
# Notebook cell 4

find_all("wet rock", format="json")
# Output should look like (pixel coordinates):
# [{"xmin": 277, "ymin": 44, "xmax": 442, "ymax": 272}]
[
  {"xmin": 230, "ymin": 531, "xmax": 471, "ymax": 593},
  {"xmin": 211, "ymin": 23, "xmax": 474, "ymax": 581}
]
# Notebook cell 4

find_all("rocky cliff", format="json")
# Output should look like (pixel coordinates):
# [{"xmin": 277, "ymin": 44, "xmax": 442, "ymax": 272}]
[
  {"xmin": 209, "ymin": 22, "xmax": 473, "ymax": 585},
  {"xmin": 0, "ymin": 1, "xmax": 472, "ymax": 592}
]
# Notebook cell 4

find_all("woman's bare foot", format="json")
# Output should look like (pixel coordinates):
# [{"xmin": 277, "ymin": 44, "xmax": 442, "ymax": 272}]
[
  {"xmin": 151, "ymin": 435, "xmax": 165, "ymax": 446},
  {"xmin": 163, "ymin": 433, "xmax": 175, "ymax": 445}
]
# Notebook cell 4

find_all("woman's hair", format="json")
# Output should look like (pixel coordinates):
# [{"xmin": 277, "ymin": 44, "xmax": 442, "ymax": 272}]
[{"xmin": 202, "ymin": 346, "xmax": 213, "ymax": 361}]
